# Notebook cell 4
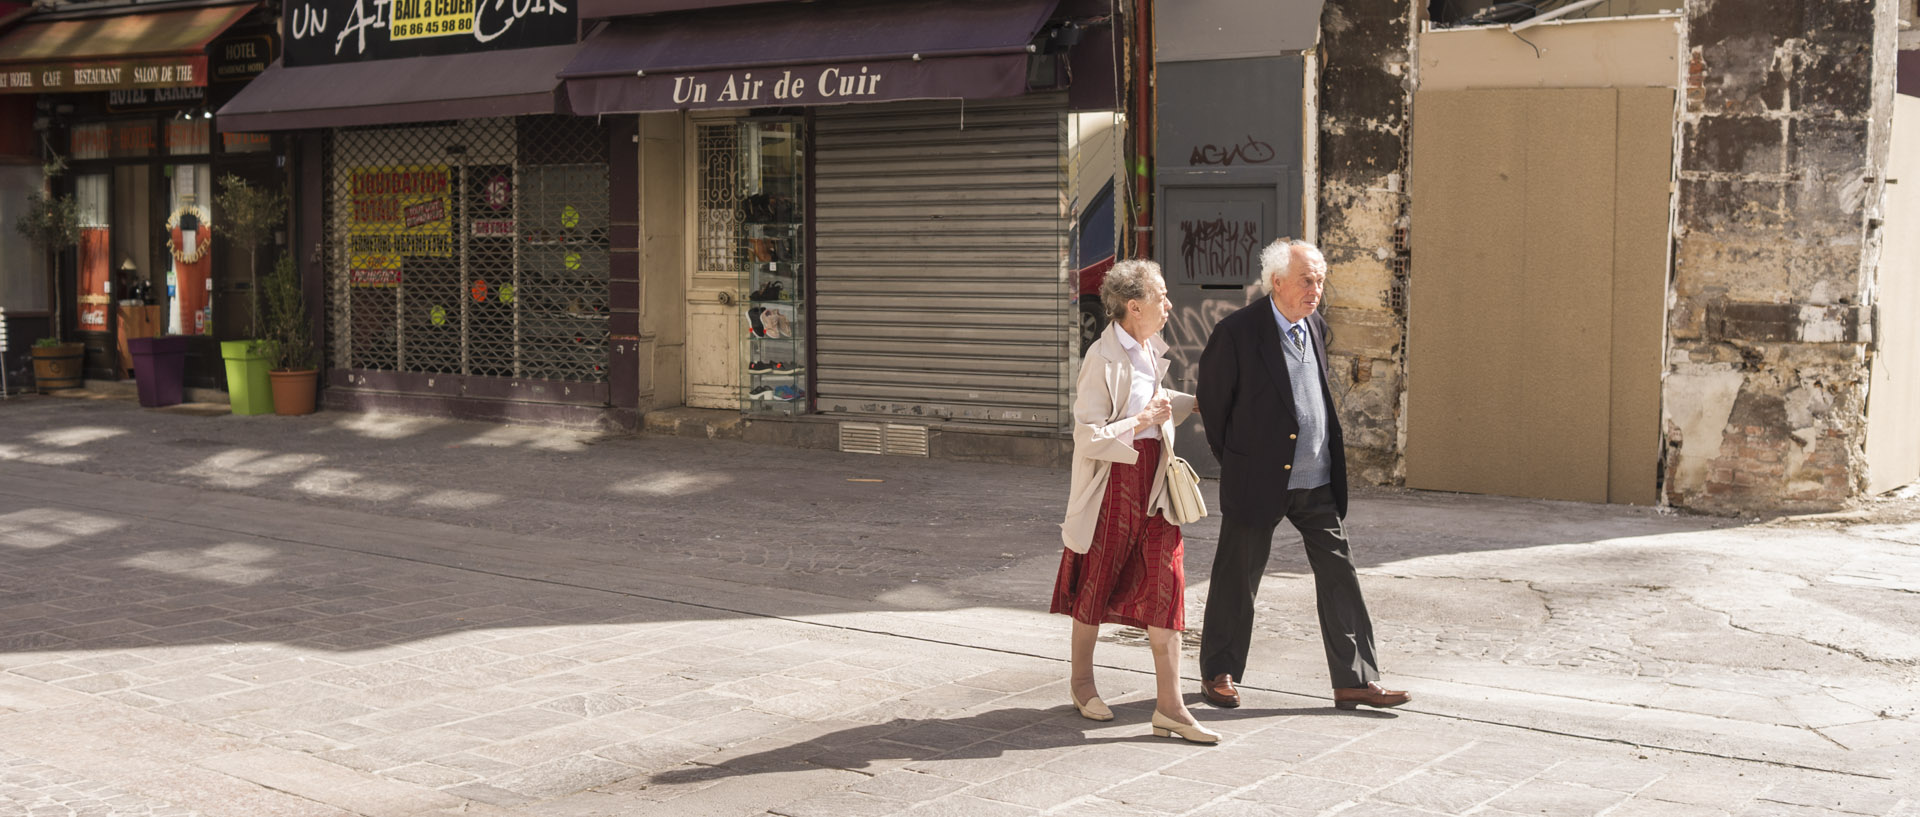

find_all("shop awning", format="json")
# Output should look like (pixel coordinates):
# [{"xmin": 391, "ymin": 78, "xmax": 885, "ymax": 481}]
[
  {"xmin": 560, "ymin": 0, "xmax": 1061, "ymax": 115},
  {"xmin": 0, "ymin": 2, "xmax": 255, "ymax": 93},
  {"xmin": 216, "ymin": 44, "xmax": 580, "ymax": 132}
]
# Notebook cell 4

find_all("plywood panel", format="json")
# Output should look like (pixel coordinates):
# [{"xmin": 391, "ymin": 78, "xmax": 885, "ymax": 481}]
[
  {"xmin": 1406, "ymin": 90, "xmax": 1531, "ymax": 496},
  {"xmin": 1866, "ymin": 96, "xmax": 1920, "ymax": 494},
  {"xmin": 1520, "ymin": 90, "xmax": 1616, "ymax": 503},
  {"xmin": 1409, "ymin": 88, "xmax": 1669, "ymax": 504},
  {"xmin": 1420, "ymin": 17, "xmax": 1682, "ymax": 92},
  {"xmin": 1610, "ymin": 89, "xmax": 1676, "ymax": 504}
]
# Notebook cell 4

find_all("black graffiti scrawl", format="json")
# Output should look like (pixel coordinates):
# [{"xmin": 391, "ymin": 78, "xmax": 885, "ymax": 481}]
[
  {"xmin": 1189, "ymin": 135, "xmax": 1277, "ymax": 166},
  {"xmin": 1180, "ymin": 218, "xmax": 1261, "ymax": 280}
]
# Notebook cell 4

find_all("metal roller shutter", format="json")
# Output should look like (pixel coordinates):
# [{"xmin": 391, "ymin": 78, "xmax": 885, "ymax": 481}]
[{"xmin": 812, "ymin": 94, "xmax": 1071, "ymax": 428}]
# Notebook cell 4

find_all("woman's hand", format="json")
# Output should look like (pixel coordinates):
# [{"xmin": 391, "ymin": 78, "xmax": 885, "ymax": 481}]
[{"xmin": 1135, "ymin": 395, "xmax": 1172, "ymax": 430}]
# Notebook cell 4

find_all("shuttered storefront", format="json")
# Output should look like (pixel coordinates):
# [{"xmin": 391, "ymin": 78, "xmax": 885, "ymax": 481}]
[{"xmin": 812, "ymin": 94, "xmax": 1071, "ymax": 428}]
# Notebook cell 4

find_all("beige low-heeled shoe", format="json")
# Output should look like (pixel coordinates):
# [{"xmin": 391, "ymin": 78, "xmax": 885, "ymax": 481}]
[
  {"xmin": 1070, "ymin": 690, "xmax": 1114, "ymax": 721},
  {"xmin": 1151, "ymin": 709, "xmax": 1220, "ymax": 744}
]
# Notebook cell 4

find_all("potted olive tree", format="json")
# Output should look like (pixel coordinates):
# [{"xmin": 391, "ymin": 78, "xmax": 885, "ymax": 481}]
[
  {"xmin": 261, "ymin": 255, "xmax": 318, "ymax": 415},
  {"xmin": 213, "ymin": 174, "xmax": 287, "ymax": 415},
  {"xmin": 15, "ymin": 191, "xmax": 84, "ymax": 393}
]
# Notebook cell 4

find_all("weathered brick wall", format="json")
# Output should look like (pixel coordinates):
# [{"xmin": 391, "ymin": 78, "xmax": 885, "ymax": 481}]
[
  {"xmin": 1664, "ymin": 0, "xmax": 1895, "ymax": 513},
  {"xmin": 1318, "ymin": 0, "xmax": 1416, "ymax": 486}
]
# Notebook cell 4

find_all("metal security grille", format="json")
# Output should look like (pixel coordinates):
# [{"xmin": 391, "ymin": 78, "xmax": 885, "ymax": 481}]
[
  {"xmin": 812, "ymin": 95, "xmax": 1071, "ymax": 428},
  {"xmin": 696, "ymin": 124, "xmax": 742, "ymax": 273},
  {"xmin": 323, "ymin": 117, "xmax": 611, "ymax": 385}
]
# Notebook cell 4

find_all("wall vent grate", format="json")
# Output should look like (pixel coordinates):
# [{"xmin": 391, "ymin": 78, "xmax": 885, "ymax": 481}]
[{"xmin": 839, "ymin": 421, "xmax": 930, "ymax": 457}]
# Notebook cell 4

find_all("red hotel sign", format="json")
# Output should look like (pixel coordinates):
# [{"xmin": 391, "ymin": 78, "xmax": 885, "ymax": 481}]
[{"xmin": 1, "ymin": 57, "xmax": 208, "ymax": 92}]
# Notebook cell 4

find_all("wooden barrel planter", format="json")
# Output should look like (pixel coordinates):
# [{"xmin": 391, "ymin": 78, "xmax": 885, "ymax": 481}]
[{"xmin": 31, "ymin": 342, "xmax": 85, "ymax": 392}]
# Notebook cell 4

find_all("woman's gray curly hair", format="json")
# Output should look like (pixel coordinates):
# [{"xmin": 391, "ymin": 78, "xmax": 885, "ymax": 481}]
[{"xmin": 1099, "ymin": 260, "xmax": 1164, "ymax": 323}]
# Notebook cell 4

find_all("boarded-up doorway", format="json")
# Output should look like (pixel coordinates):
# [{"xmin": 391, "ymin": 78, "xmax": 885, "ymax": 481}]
[
  {"xmin": 1406, "ymin": 88, "xmax": 1672, "ymax": 504},
  {"xmin": 1865, "ymin": 94, "xmax": 1920, "ymax": 495}
]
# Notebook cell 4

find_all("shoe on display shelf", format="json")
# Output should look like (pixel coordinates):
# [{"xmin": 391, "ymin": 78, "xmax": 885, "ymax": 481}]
[
  {"xmin": 748, "ymin": 385, "xmax": 774, "ymax": 400},
  {"xmin": 773, "ymin": 385, "xmax": 805, "ymax": 402},
  {"xmin": 763, "ymin": 309, "xmax": 792, "ymax": 339},
  {"xmin": 748, "ymin": 360, "xmax": 773, "ymax": 373}
]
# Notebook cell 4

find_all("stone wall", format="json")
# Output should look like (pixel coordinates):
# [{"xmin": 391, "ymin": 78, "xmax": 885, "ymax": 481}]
[
  {"xmin": 1317, "ymin": 0, "xmax": 1417, "ymax": 486},
  {"xmin": 1317, "ymin": 0, "xmax": 1898, "ymax": 513},
  {"xmin": 1664, "ymin": 0, "xmax": 1895, "ymax": 512}
]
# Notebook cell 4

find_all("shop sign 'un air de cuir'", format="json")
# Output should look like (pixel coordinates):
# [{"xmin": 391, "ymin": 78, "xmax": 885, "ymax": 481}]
[{"xmin": 284, "ymin": 0, "xmax": 575, "ymax": 67}]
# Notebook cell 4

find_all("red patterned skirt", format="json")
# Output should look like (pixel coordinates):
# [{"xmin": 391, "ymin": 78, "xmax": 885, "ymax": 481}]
[{"xmin": 1050, "ymin": 438, "xmax": 1187, "ymax": 630}]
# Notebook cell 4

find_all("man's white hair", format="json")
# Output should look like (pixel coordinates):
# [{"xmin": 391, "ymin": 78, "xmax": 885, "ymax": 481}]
[{"xmin": 1256, "ymin": 239, "xmax": 1321, "ymax": 295}]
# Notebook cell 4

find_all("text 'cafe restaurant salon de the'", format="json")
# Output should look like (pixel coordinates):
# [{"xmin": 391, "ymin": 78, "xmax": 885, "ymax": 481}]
[{"xmin": 0, "ymin": 0, "xmax": 282, "ymax": 388}]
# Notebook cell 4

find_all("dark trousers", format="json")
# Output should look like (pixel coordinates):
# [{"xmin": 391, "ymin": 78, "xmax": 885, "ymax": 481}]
[{"xmin": 1199, "ymin": 484, "xmax": 1380, "ymax": 690}]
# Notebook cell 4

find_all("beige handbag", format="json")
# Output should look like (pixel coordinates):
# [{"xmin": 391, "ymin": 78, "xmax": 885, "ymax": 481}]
[
  {"xmin": 1165, "ymin": 453, "xmax": 1208, "ymax": 525},
  {"xmin": 1156, "ymin": 387, "xmax": 1207, "ymax": 526}
]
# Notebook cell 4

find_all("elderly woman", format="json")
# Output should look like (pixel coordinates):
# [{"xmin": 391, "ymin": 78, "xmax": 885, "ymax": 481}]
[{"xmin": 1051, "ymin": 260, "xmax": 1218, "ymax": 745}]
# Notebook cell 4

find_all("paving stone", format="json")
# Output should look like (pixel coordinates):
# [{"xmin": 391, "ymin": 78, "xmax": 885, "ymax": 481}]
[
  {"xmin": 1757, "ymin": 784, "xmax": 1907, "ymax": 816},
  {"xmin": 1432, "ymin": 740, "xmax": 1560, "ymax": 782},
  {"xmin": 1636, "ymin": 770, "xmax": 1770, "ymax": 809},
  {"xmin": 442, "ymin": 706, "xmax": 582, "ymax": 740},
  {"xmin": 1368, "ymin": 769, "xmax": 1514, "ymax": 813},
  {"xmin": 851, "ymin": 770, "xmax": 969, "ymax": 802},
  {"xmin": 483, "ymin": 753, "xmax": 637, "ymax": 799},
  {"xmin": 1606, "ymin": 800, "xmax": 1743, "ymax": 817},
  {"xmin": 771, "ymin": 789, "xmax": 908, "ymax": 817},
  {"xmin": 1334, "ymin": 801, "xmax": 1457, "ymax": 816},
  {"xmin": 901, "ymin": 794, "xmax": 1039, "ymax": 817},
  {"xmin": 1046, "ymin": 795, "xmax": 1189, "ymax": 817},
  {"xmin": 965, "ymin": 769, "xmax": 1094, "ymax": 810},
  {"xmin": 1100, "ymin": 773, "xmax": 1238, "ymax": 813},
  {"xmin": 1289, "ymin": 748, "xmax": 1426, "ymax": 786},
  {"xmin": 1488, "ymin": 780, "xmax": 1633, "ymax": 815},
  {"xmin": 903, "ymin": 751, "xmax": 1033, "ymax": 785}
]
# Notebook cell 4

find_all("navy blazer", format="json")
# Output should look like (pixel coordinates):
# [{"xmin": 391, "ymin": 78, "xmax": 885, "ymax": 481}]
[{"xmin": 1196, "ymin": 300, "xmax": 1349, "ymax": 523}]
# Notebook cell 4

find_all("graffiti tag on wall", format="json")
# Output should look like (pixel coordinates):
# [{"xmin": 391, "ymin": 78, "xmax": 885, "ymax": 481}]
[
  {"xmin": 1179, "ymin": 218, "xmax": 1261, "ymax": 282},
  {"xmin": 1189, "ymin": 135, "xmax": 1277, "ymax": 167}
]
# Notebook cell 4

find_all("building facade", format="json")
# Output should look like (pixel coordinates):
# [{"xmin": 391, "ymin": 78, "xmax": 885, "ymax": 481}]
[
  {"xmin": 1, "ymin": 0, "xmax": 285, "ymax": 390},
  {"xmin": 219, "ymin": 0, "xmax": 1122, "ymax": 457},
  {"xmin": 1311, "ymin": 0, "xmax": 1915, "ymax": 513}
]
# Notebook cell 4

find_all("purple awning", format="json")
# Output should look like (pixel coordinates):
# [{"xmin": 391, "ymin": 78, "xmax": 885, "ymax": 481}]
[
  {"xmin": 560, "ymin": 0, "xmax": 1061, "ymax": 115},
  {"xmin": 216, "ymin": 44, "xmax": 580, "ymax": 132}
]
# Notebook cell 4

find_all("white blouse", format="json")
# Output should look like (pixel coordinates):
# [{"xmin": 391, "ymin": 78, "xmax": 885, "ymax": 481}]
[{"xmin": 1115, "ymin": 329, "xmax": 1161, "ymax": 441}]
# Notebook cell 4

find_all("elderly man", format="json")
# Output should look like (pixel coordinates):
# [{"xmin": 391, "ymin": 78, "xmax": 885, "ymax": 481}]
[{"xmin": 1194, "ymin": 239, "xmax": 1410, "ymax": 711}]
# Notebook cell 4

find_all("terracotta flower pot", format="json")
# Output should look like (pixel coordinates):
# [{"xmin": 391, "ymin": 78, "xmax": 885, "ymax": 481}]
[{"xmin": 268, "ymin": 369, "xmax": 318, "ymax": 416}]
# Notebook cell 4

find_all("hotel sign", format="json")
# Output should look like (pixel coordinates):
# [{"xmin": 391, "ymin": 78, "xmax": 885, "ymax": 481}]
[{"xmin": 1, "ymin": 58, "xmax": 207, "ymax": 92}]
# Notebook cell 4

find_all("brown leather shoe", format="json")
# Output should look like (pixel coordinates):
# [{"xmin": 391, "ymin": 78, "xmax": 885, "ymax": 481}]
[
  {"xmin": 1334, "ymin": 682, "xmax": 1411, "ymax": 710},
  {"xmin": 1200, "ymin": 674, "xmax": 1241, "ymax": 708}
]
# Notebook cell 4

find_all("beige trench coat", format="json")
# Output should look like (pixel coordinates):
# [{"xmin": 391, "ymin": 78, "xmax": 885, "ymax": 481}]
[{"xmin": 1059, "ymin": 323, "xmax": 1198, "ymax": 554}]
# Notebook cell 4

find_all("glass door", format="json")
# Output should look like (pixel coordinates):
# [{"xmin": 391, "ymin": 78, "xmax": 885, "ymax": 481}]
[
  {"xmin": 165, "ymin": 164, "xmax": 212, "ymax": 335},
  {"xmin": 739, "ymin": 118, "xmax": 806, "ymax": 415},
  {"xmin": 74, "ymin": 173, "xmax": 111, "ymax": 334}
]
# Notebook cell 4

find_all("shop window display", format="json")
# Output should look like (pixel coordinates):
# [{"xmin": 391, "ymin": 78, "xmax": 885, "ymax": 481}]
[
  {"xmin": 325, "ymin": 116, "xmax": 610, "ymax": 385},
  {"xmin": 738, "ymin": 118, "xmax": 806, "ymax": 415}
]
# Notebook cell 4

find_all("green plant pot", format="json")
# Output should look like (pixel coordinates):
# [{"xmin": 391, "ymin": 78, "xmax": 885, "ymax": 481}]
[{"xmin": 220, "ymin": 340, "xmax": 277, "ymax": 415}]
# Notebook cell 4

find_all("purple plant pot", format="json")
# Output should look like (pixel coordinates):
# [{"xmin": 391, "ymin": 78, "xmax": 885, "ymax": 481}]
[{"xmin": 130, "ymin": 336, "xmax": 188, "ymax": 408}]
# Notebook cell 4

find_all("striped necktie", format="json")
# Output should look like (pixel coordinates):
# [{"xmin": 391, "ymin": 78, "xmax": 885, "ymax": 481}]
[{"xmin": 1288, "ymin": 324, "xmax": 1306, "ymax": 355}]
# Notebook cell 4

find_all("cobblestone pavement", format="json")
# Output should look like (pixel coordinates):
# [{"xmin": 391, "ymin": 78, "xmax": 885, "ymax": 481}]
[{"xmin": 1, "ymin": 395, "xmax": 1916, "ymax": 815}]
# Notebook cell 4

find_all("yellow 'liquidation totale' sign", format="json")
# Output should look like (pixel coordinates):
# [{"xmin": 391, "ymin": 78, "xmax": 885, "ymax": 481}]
[{"xmin": 348, "ymin": 165, "xmax": 452, "ymax": 287}]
